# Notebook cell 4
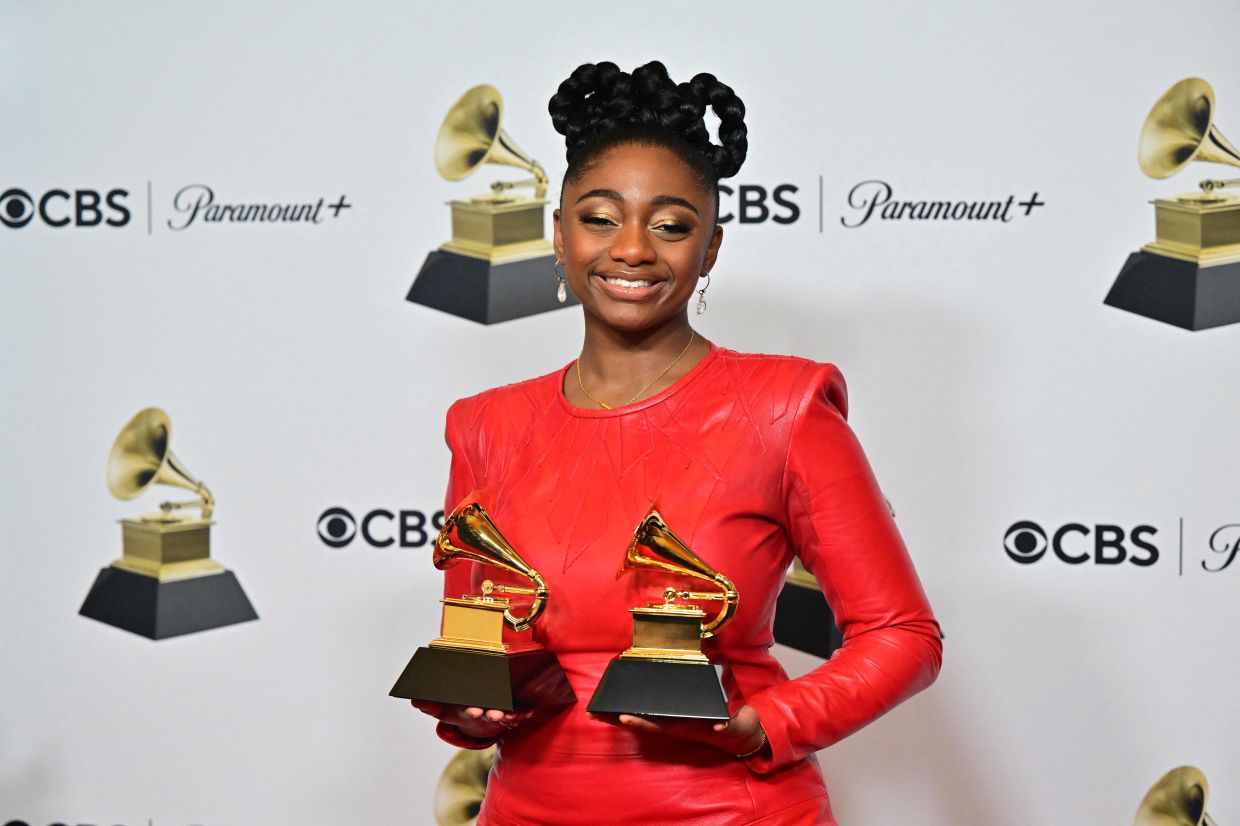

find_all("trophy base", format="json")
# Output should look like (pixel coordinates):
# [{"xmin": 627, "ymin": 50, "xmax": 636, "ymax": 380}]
[
  {"xmin": 1104, "ymin": 251, "xmax": 1240, "ymax": 331},
  {"xmin": 79, "ymin": 566, "xmax": 258, "ymax": 640},
  {"xmin": 587, "ymin": 657, "xmax": 730, "ymax": 721},
  {"xmin": 773, "ymin": 580, "xmax": 844, "ymax": 659},
  {"xmin": 389, "ymin": 645, "xmax": 576, "ymax": 712},
  {"xmin": 406, "ymin": 249, "xmax": 579, "ymax": 325}
]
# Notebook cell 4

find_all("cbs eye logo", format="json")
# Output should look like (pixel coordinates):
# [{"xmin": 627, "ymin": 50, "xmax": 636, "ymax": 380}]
[
  {"xmin": 1004, "ymin": 520, "xmax": 1159, "ymax": 566},
  {"xmin": 316, "ymin": 506, "xmax": 445, "ymax": 549},
  {"xmin": 1, "ymin": 187, "xmax": 131, "ymax": 228}
]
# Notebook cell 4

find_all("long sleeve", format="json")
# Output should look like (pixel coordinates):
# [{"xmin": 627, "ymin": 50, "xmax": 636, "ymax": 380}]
[
  {"xmin": 433, "ymin": 399, "xmax": 500, "ymax": 750},
  {"xmin": 743, "ymin": 364, "xmax": 943, "ymax": 773}
]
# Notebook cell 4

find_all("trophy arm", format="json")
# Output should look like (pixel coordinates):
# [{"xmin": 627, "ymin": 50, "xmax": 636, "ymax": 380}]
[
  {"xmin": 700, "ymin": 572, "xmax": 738, "ymax": 638},
  {"xmin": 502, "ymin": 572, "xmax": 548, "ymax": 633}
]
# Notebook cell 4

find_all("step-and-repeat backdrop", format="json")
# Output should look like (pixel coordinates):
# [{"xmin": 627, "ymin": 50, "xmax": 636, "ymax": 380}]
[{"xmin": 3, "ymin": 1, "xmax": 1238, "ymax": 824}]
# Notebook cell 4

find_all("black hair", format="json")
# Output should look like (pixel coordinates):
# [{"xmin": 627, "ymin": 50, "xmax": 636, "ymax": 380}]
[{"xmin": 548, "ymin": 61, "xmax": 747, "ymax": 219}]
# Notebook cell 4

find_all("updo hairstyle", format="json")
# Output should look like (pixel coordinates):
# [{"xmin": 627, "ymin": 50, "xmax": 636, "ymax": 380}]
[{"xmin": 548, "ymin": 61, "xmax": 747, "ymax": 216}]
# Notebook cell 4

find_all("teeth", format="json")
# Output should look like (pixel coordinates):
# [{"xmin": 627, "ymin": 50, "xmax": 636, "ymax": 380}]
[{"xmin": 604, "ymin": 276, "xmax": 654, "ymax": 288}]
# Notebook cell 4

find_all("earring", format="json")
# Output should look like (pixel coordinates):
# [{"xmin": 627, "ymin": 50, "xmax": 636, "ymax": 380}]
[
  {"xmin": 554, "ymin": 259, "xmax": 568, "ymax": 304},
  {"xmin": 695, "ymin": 272, "xmax": 711, "ymax": 315}
]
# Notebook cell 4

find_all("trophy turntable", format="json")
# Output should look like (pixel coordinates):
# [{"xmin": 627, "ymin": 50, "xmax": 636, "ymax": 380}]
[
  {"xmin": 390, "ymin": 500, "xmax": 575, "ymax": 711},
  {"xmin": 587, "ymin": 509, "xmax": 739, "ymax": 721}
]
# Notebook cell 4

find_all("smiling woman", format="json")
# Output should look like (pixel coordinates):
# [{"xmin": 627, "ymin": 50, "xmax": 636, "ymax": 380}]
[{"xmin": 409, "ymin": 60, "xmax": 943, "ymax": 826}]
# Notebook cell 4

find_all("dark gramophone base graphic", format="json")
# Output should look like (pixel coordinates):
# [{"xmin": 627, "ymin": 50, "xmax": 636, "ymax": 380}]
[
  {"xmin": 408, "ymin": 250, "xmax": 577, "ymax": 326},
  {"xmin": 80, "ymin": 565, "xmax": 256, "ymax": 641},
  {"xmin": 772, "ymin": 559, "xmax": 844, "ymax": 660},
  {"xmin": 1107, "ymin": 252, "xmax": 1240, "ymax": 331}
]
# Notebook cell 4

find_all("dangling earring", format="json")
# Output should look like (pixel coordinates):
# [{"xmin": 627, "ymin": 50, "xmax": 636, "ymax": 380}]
[
  {"xmin": 554, "ymin": 259, "xmax": 568, "ymax": 304},
  {"xmin": 696, "ymin": 272, "xmax": 711, "ymax": 315}
]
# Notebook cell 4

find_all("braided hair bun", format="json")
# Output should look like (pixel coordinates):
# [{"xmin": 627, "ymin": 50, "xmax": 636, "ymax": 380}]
[{"xmin": 548, "ymin": 61, "xmax": 747, "ymax": 191}]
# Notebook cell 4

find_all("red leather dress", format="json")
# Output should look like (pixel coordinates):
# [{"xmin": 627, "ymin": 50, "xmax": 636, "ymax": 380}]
[{"xmin": 434, "ymin": 343, "xmax": 942, "ymax": 825}]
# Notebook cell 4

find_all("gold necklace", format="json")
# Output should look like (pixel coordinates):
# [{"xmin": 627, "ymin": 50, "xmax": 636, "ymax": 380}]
[{"xmin": 575, "ymin": 331, "xmax": 697, "ymax": 410}]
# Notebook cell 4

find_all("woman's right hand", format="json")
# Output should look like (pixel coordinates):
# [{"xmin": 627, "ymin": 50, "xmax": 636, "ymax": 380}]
[{"xmin": 410, "ymin": 700, "xmax": 532, "ymax": 739}]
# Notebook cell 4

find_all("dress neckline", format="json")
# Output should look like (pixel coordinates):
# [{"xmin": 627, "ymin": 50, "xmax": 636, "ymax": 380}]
[{"xmin": 555, "ymin": 340, "xmax": 720, "ymax": 418}]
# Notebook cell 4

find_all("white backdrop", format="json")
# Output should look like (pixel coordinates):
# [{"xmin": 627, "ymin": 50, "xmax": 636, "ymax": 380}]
[{"xmin": 2, "ymin": 1, "xmax": 1239, "ymax": 824}]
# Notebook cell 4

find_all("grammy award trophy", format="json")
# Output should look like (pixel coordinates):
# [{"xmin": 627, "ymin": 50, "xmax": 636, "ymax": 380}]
[
  {"xmin": 587, "ymin": 509, "xmax": 738, "ymax": 721},
  {"xmin": 79, "ymin": 407, "xmax": 258, "ymax": 640},
  {"xmin": 1105, "ymin": 77, "xmax": 1240, "ymax": 330},
  {"xmin": 405, "ymin": 84, "xmax": 579, "ymax": 324},
  {"xmin": 389, "ymin": 500, "xmax": 575, "ymax": 711}
]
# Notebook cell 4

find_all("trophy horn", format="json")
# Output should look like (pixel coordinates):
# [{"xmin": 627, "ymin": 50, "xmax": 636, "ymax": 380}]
[
  {"xmin": 433, "ymin": 746, "xmax": 494, "ymax": 826},
  {"xmin": 624, "ymin": 509, "xmax": 738, "ymax": 637},
  {"xmin": 106, "ymin": 407, "xmax": 214, "ymax": 520},
  {"xmin": 435, "ymin": 502, "xmax": 548, "ymax": 632},
  {"xmin": 434, "ymin": 84, "xmax": 548, "ymax": 199},
  {"xmin": 1134, "ymin": 766, "xmax": 1218, "ymax": 826},
  {"xmin": 1139, "ymin": 77, "xmax": 1240, "ymax": 181}
]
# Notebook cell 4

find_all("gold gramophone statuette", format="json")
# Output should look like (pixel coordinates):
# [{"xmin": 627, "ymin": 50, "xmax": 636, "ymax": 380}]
[
  {"xmin": 587, "ymin": 509, "xmax": 738, "ymax": 721},
  {"xmin": 1106, "ymin": 76, "xmax": 1240, "ymax": 330},
  {"xmin": 406, "ymin": 84, "xmax": 573, "ymax": 324},
  {"xmin": 1134, "ymin": 766, "xmax": 1218, "ymax": 826},
  {"xmin": 78, "ymin": 407, "xmax": 257, "ymax": 640},
  {"xmin": 389, "ymin": 500, "xmax": 576, "ymax": 711}
]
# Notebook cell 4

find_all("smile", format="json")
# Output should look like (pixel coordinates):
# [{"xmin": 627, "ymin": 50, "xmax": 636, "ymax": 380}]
[
  {"xmin": 592, "ymin": 273, "xmax": 667, "ymax": 301},
  {"xmin": 604, "ymin": 276, "xmax": 655, "ymax": 288}
]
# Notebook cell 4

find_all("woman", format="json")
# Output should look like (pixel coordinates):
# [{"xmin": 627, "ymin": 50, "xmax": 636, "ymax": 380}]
[{"xmin": 412, "ymin": 60, "xmax": 942, "ymax": 825}]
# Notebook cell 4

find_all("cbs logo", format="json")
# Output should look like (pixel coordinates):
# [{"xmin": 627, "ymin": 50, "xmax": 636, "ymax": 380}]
[
  {"xmin": 718, "ymin": 184, "xmax": 799, "ymax": 225},
  {"xmin": 1004, "ymin": 520, "xmax": 1159, "ymax": 566},
  {"xmin": 316, "ymin": 506, "xmax": 445, "ymax": 549},
  {"xmin": 0, "ymin": 187, "xmax": 130, "ymax": 228}
]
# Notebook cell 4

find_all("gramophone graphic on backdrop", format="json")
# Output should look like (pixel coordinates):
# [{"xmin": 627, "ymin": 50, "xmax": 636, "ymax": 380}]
[
  {"xmin": 1106, "ymin": 77, "xmax": 1240, "ymax": 331},
  {"xmin": 79, "ymin": 407, "xmax": 257, "ymax": 640},
  {"xmin": 406, "ymin": 85, "xmax": 579, "ymax": 325}
]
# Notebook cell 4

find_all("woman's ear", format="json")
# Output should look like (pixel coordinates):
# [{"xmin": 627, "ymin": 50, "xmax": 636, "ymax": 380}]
[
  {"xmin": 701, "ymin": 222, "xmax": 723, "ymax": 275},
  {"xmin": 552, "ymin": 207, "xmax": 564, "ymax": 261}
]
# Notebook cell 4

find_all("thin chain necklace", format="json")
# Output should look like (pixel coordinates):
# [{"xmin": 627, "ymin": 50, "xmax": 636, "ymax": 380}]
[{"xmin": 575, "ymin": 330, "xmax": 697, "ymax": 410}]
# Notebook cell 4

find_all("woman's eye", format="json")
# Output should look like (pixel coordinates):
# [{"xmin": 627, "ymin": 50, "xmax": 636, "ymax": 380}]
[
  {"xmin": 580, "ymin": 215, "xmax": 616, "ymax": 227},
  {"xmin": 654, "ymin": 222, "xmax": 690, "ymax": 235}
]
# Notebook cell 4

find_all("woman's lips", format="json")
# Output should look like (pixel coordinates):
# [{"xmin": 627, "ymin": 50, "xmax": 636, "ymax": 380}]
[{"xmin": 592, "ymin": 273, "xmax": 666, "ymax": 301}]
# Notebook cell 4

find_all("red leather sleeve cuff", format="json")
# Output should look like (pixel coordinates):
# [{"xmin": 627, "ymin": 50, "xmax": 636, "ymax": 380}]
[{"xmin": 435, "ymin": 720, "xmax": 500, "ymax": 750}]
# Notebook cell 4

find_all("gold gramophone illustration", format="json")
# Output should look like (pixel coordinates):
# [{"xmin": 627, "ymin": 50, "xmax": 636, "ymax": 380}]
[
  {"xmin": 390, "ymin": 500, "xmax": 575, "ymax": 710},
  {"xmin": 405, "ymin": 84, "xmax": 577, "ymax": 324},
  {"xmin": 1106, "ymin": 77, "xmax": 1240, "ymax": 330},
  {"xmin": 79, "ymin": 407, "xmax": 257, "ymax": 639},
  {"xmin": 1134, "ymin": 766, "xmax": 1218, "ymax": 826},
  {"xmin": 587, "ymin": 509, "xmax": 738, "ymax": 721}
]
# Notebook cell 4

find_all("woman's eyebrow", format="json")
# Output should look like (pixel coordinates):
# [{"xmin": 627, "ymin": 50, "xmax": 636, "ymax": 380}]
[{"xmin": 575, "ymin": 189, "xmax": 699, "ymax": 215}]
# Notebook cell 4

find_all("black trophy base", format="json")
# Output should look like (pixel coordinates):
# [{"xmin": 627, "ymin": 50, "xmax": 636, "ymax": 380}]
[
  {"xmin": 587, "ymin": 657, "xmax": 729, "ymax": 721},
  {"xmin": 79, "ymin": 567, "xmax": 258, "ymax": 640},
  {"xmin": 1105, "ymin": 251, "xmax": 1240, "ymax": 331},
  {"xmin": 406, "ymin": 250, "xmax": 579, "ymax": 325},
  {"xmin": 773, "ymin": 582, "xmax": 843, "ymax": 660},
  {"xmin": 389, "ymin": 645, "xmax": 576, "ymax": 712}
]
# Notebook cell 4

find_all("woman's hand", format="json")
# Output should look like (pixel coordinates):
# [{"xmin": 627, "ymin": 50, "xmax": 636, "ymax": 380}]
[
  {"xmin": 410, "ymin": 700, "xmax": 532, "ymax": 740},
  {"xmin": 587, "ymin": 704, "xmax": 768, "ymax": 758}
]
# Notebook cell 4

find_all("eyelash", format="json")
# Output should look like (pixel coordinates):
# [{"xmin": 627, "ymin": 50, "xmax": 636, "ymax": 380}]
[{"xmin": 579, "ymin": 215, "xmax": 690, "ymax": 235}]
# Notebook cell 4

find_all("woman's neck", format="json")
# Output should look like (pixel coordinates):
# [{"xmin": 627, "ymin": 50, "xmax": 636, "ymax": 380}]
[{"xmin": 567, "ymin": 314, "xmax": 712, "ymax": 409}]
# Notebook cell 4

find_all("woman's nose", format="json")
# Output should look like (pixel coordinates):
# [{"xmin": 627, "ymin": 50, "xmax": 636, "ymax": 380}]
[{"xmin": 608, "ymin": 221, "xmax": 656, "ymax": 266}]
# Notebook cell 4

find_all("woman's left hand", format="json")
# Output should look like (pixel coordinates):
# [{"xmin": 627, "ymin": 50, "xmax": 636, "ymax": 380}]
[{"xmin": 587, "ymin": 704, "xmax": 767, "ymax": 758}]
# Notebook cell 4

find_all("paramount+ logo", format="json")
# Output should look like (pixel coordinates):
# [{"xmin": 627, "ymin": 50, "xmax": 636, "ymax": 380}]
[
  {"xmin": 0, "ymin": 187, "xmax": 130, "ymax": 228},
  {"xmin": 1003, "ymin": 520, "xmax": 1159, "ymax": 566}
]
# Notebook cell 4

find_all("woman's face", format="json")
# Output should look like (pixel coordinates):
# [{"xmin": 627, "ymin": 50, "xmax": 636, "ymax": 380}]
[{"xmin": 553, "ymin": 143, "xmax": 723, "ymax": 334}]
